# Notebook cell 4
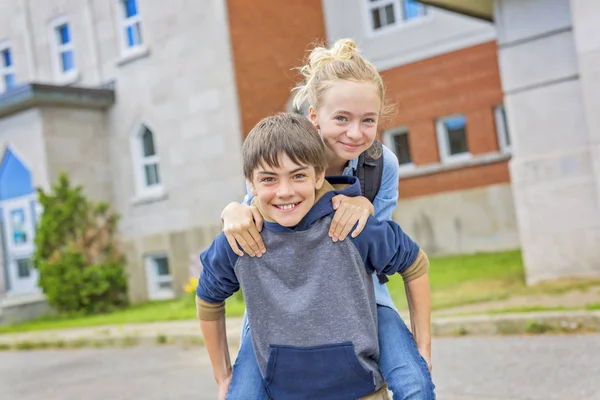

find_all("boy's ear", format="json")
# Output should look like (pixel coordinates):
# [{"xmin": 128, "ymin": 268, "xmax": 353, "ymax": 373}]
[
  {"xmin": 248, "ymin": 179, "xmax": 258, "ymax": 196},
  {"xmin": 308, "ymin": 106, "xmax": 319, "ymax": 129},
  {"xmin": 314, "ymin": 171, "xmax": 326, "ymax": 190}
]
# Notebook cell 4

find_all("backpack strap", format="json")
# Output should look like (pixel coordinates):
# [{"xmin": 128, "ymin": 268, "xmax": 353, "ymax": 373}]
[
  {"xmin": 355, "ymin": 140, "xmax": 389, "ymax": 284},
  {"xmin": 356, "ymin": 140, "xmax": 384, "ymax": 204}
]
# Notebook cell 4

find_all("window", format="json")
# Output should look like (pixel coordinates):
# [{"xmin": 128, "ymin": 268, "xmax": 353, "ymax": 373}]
[
  {"xmin": 436, "ymin": 114, "xmax": 471, "ymax": 163},
  {"xmin": 368, "ymin": 0, "xmax": 427, "ymax": 32},
  {"xmin": 50, "ymin": 17, "xmax": 77, "ymax": 82},
  {"xmin": 140, "ymin": 127, "xmax": 160, "ymax": 187},
  {"xmin": 132, "ymin": 124, "xmax": 163, "ymax": 198},
  {"xmin": 16, "ymin": 258, "xmax": 32, "ymax": 278},
  {"xmin": 402, "ymin": 0, "xmax": 427, "ymax": 20},
  {"xmin": 144, "ymin": 254, "xmax": 174, "ymax": 300},
  {"xmin": 494, "ymin": 104, "xmax": 511, "ymax": 153},
  {"xmin": 0, "ymin": 44, "xmax": 16, "ymax": 92},
  {"xmin": 119, "ymin": 0, "xmax": 143, "ymax": 53},
  {"xmin": 384, "ymin": 127, "xmax": 413, "ymax": 168}
]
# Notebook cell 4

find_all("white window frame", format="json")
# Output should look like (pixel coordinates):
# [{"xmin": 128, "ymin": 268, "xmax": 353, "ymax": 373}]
[
  {"xmin": 494, "ymin": 104, "xmax": 511, "ymax": 154},
  {"xmin": 49, "ymin": 16, "xmax": 79, "ymax": 84},
  {"xmin": 144, "ymin": 254, "xmax": 175, "ymax": 300},
  {"xmin": 436, "ymin": 114, "xmax": 472, "ymax": 164},
  {"xmin": 365, "ymin": 0, "xmax": 428, "ymax": 34},
  {"xmin": 367, "ymin": 0, "xmax": 399, "ymax": 32},
  {"xmin": 116, "ymin": 0, "xmax": 145, "ymax": 57},
  {"xmin": 383, "ymin": 126, "xmax": 415, "ymax": 173},
  {"xmin": 131, "ymin": 122, "xmax": 164, "ymax": 200},
  {"xmin": 0, "ymin": 41, "xmax": 16, "ymax": 92}
]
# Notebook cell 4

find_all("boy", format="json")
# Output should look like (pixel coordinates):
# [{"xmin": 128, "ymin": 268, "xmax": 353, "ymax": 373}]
[{"xmin": 196, "ymin": 113, "xmax": 429, "ymax": 400}]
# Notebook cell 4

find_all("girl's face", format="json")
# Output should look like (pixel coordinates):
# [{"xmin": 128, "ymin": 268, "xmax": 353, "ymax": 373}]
[{"xmin": 309, "ymin": 80, "xmax": 381, "ymax": 162}]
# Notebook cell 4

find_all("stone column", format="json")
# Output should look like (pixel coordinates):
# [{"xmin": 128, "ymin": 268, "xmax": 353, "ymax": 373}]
[{"xmin": 494, "ymin": 0, "xmax": 600, "ymax": 284}]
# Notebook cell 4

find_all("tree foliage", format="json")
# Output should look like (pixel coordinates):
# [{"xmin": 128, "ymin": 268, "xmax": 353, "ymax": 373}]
[{"xmin": 33, "ymin": 173, "xmax": 128, "ymax": 314}]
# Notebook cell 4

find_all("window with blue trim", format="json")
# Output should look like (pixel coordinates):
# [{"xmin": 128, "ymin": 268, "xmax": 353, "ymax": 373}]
[
  {"xmin": 402, "ymin": 0, "xmax": 427, "ymax": 21},
  {"xmin": 120, "ymin": 0, "xmax": 143, "ymax": 51},
  {"xmin": 436, "ymin": 114, "xmax": 470, "ymax": 162},
  {"xmin": 368, "ymin": 0, "xmax": 427, "ymax": 32},
  {"xmin": 52, "ymin": 21, "xmax": 76, "ymax": 76},
  {"xmin": 0, "ymin": 45, "xmax": 16, "ymax": 92}
]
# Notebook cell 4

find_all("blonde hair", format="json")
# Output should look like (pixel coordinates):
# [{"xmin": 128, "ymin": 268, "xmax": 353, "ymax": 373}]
[{"xmin": 293, "ymin": 38, "xmax": 388, "ymax": 115}]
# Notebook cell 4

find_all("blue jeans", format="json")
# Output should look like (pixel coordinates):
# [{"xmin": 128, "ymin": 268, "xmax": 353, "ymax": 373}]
[{"xmin": 227, "ymin": 305, "xmax": 435, "ymax": 399}]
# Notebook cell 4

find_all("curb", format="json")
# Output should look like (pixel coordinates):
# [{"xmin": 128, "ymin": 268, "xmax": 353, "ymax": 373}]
[
  {"xmin": 1, "ymin": 311, "xmax": 599, "ymax": 351},
  {"xmin": 431, "ymin": 310, "xmax": 600, "ymax": 336}
]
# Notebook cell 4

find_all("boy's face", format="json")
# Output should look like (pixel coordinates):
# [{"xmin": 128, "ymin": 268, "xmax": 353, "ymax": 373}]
[{"xmin": 250, "ymin": 154, "xmax": 325, "ymax": 227}]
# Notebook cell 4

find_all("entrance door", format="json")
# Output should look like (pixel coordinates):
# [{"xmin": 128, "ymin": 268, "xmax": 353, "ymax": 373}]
[{"xmin": 1, "ymin": 195, "xmax": 39, "ymax": 295}]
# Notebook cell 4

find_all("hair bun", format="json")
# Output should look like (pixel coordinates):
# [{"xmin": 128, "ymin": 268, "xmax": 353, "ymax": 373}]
[
  {"xmin": 293, "ymin": 38, "xmax": 383, "ymax": 113},
  {"xmin": 330, "ymin": 38, "xmax": 359, "ymax": 60},
  {"xmin": 306, "ymin": 38, "xmax": 359, "ymax": 74}
]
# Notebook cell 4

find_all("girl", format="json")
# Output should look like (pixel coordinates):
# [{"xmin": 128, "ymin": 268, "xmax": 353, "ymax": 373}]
[{"xmin": 221, "ymin": 39, "xmax": 435, "ymax": 400}]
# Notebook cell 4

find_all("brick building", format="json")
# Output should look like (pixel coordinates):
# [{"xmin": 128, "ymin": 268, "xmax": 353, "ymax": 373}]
[{"xmin": 0, "ymin": 0, "xmax": 521, "ymax": 322}]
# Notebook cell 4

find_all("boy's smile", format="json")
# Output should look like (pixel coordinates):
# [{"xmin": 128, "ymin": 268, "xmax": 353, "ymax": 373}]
[{"xmin": 250, "ymin": 154, "xmax": 325, "ymax": 227}]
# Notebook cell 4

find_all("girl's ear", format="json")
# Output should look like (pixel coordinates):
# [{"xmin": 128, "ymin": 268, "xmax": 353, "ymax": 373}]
[{"xmin": 308, "ymin": 106, "xmax": 319, "ymax": 129}]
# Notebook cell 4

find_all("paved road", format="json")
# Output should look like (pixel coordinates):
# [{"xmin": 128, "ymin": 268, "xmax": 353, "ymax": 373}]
[{"xmin": 1, "ymin": 334, "xmax": 598, "ymax": 400}]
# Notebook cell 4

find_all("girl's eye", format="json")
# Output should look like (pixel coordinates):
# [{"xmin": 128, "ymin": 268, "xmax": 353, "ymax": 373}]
[
  {"xmin": 334, "ymin": 115, "xmax": 348, "ymax": 122},
  {"xmin": 363, "ymin": 118, "xmax": 376, "ymax": 124}
]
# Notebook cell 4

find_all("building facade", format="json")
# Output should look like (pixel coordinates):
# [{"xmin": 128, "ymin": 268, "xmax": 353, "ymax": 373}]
[
  {"xmin": 420, "ymin": 0, "xmax": 600, "ymax": 284},
  {"xmin": 322, "ymin": 0, "xmax": 519, "ymax": 256},
  {"xmin": 0, "ymin": 0, "xmax": 524, "ymax": 322}
]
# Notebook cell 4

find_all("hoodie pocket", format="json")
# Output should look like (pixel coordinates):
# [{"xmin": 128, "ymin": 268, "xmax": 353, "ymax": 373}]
[{"xmin": 265, "ymin": 342, "xmax": 375, "ymax": 400}]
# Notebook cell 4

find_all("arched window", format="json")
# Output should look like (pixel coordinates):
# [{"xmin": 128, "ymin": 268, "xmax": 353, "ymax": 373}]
[{"xmin": 132, "ymin": 123, "xmax": 163, "ymax": 197}]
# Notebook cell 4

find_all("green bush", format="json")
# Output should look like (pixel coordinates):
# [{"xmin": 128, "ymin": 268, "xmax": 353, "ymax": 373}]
[{"xmin": 33, "ymin": 173, "xmax": 128, "ymax": 315}]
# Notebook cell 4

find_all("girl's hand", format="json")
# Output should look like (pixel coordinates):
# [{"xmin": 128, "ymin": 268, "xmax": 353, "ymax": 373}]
[
  {"xmin": 217, "ymin": 374, "xmax": 232, "ymax": 400},
  {"xmin": 329, "ymin": 195, "xmax": 374, "ymax": 242},
  {"xmin": 417, "ymin": 345, "xmax": 432, "ymax": 373},
  {"xmin": 221, "ymin": 202, "xmax": 265, "ymax": 257}
]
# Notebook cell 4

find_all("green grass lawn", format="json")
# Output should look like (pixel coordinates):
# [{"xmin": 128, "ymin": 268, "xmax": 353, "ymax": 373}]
[
  {"xmin": 2, "ymin": 249, "xmax": 599, "ymax": 333},
  {"xmin": 388, "ymin": 249, "xmax": 526, "ymax": 311}
]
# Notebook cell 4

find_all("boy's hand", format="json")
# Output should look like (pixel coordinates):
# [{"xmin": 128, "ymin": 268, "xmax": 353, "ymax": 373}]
[
  {"xmin": 221, "ymin": 202, "xmax": 265, "ymax": 257},
  {"xmin": 330, "ymin": 195, "xmax": 374, "ymax": 241},
  {"xmin": 217, "ymin": 374, "xmax": 232, "ymax": 400}
]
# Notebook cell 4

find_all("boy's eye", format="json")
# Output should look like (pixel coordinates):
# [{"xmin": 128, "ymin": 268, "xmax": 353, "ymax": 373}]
[
  {"xmin": 293, "ymin": 173, "xmax": 307, "ymax": 179},
  {"xmin": 261, "ymin": 177, "xmax": 275, "ymax": 183}
]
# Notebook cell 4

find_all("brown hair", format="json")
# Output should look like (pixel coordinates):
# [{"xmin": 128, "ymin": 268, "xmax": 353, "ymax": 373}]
[
  {"xmin": 243, "ymin": 113, "xmax": 326, "ymax": 180},
  {"xmin": 293, "ymin": 38, "xmax": 390, "ymax": 116}
]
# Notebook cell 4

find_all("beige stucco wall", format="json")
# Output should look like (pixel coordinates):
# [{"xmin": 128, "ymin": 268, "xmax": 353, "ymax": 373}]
[
  {"xmin": 124, "ymin": 224, "xmax": 222, "ymax": 304},
  {"xmin": 41, "ymin": 107, "xmax": 113, "ymax": 203},
  {"xmin": 496, "ymin": 0, "xmax": 600, "ymax": 284},
  {"xmin": 0, "ymin": 109, "xmax": 50, "ymax": 191},
  {"xmin": 393, "ymin": 183, "xmax": 520, "ymax": 256}
]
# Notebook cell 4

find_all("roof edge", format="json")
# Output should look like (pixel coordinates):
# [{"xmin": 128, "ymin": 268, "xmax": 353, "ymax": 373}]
[
  {"xmin": 418, "ymin": 0, "xmax": 494, "ymax": 22},
  {"xmin": 0, "ymin": 82, "xmax": 115, "ymax": 119}
]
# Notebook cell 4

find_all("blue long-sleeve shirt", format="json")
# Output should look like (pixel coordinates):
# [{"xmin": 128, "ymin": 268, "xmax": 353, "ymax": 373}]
[{"xmin": 197, "ymin": 176, "xmax": 419, "ymax": 399}]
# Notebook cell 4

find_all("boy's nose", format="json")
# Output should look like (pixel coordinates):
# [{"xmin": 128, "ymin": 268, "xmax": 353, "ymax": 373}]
[{"xmin": 277, "ymin": 182, "xmax": 294, "ymax": 197}]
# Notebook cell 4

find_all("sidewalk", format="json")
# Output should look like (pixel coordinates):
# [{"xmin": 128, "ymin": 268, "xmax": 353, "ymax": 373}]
[{"xmin": 1, "ymin": 309, "xmax": 599, "ymax": 351}]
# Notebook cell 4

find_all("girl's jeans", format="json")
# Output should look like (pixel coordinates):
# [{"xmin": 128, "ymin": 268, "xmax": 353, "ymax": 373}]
[{"xmin": 226, "ymin": 305, "xmax": 436, "ymax": 399}]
